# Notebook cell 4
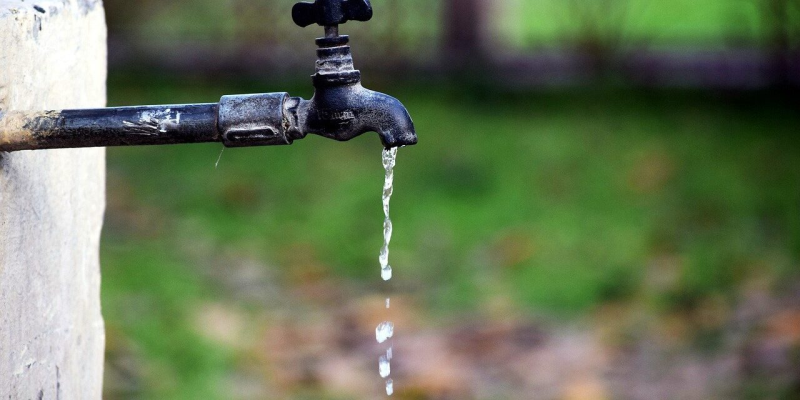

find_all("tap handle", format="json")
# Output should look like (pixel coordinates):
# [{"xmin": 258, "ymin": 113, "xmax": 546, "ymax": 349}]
[{"xmin": 292, "ymin": 0, "xmax": 373, "ymax": 28}]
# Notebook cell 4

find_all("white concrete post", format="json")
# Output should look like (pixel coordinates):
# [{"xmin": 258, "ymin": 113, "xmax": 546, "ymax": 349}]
[{"xmin": 0, "ymin": 1, "xmax": 107, "ymax": 399}]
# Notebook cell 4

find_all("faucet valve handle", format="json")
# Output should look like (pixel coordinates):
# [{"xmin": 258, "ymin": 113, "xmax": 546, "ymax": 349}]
[{"xmin": 292, "ymin": 0, "xmax": 373, "ymax": 28}]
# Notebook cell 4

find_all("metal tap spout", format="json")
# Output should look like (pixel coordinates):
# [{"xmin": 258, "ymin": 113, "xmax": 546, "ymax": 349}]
[
  {"xmin": 288, "ymin": 32, "xmax": 417, "ymax": 149},
  {"xmin": 293, "ymin": 84, "xmax": 417, "ymax": 148}
]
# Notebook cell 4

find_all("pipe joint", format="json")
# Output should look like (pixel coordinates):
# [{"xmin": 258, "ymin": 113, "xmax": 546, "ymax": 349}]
[{"xmin": 219, "ymin": 93, "xmax": 295, "ymax": 147}]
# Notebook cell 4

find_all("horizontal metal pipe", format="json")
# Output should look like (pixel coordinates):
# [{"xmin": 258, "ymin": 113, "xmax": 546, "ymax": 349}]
[
  {"xmin": 0, "ymin": 103, "xmax": 220, "ymax": 152},
  {"xmin": 0, "ymin": 88, "xmax": 417, "ymax": 151}
]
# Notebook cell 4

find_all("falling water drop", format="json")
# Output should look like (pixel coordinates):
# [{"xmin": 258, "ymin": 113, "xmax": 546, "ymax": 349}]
[
  {"xmin": 381, "ymin": 265, "xmax": 393, "ymax": 281},
  {"xmin": 386, "ymin": 379, "xmax": 394, "ymax": 396},
  {"xmin": 376, "ymin": 321, "xmax": 394, "ymax": 344},
  {"xmin": 379, "ymin": 355, "xmax": 391, "ymax": 378}
]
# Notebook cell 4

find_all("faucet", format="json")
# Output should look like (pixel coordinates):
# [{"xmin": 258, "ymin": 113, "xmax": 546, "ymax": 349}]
[{"xmin": 0, "ymin": 0, "xmax": 417, "ymax": 152}]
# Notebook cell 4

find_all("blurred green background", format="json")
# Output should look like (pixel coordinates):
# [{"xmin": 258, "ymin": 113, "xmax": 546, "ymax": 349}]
[{"xmin": 100, "ymin": 1, "xmax": 800, "ymax": 399}]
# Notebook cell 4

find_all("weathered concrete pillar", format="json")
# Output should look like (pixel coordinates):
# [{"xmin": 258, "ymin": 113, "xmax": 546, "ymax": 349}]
[{"xmin": 0, "ymin": 1, "xmax": 107, "ymax": 399}]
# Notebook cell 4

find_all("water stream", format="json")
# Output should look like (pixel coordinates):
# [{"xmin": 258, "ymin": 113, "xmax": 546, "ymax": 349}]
[{"xmin": 377, "ymin": 147, "xmax": 398, "ymax": 396}]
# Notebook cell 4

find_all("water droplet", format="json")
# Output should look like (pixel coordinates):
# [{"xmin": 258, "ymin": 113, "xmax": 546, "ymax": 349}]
[
  {"xmin": 376, "ymin": 321, "xmax": 394, "ymax": 344},
  {"xmin": 386, "ymin": 379, "xmax": 394, "ymax": 396},
  {"xmin": 381, "ymin": 265, "xmax": 392, "ymax": 281},
  {"xmin": 379, "ymin": 355, "xmax": 391, "ymax": 378},
  {"xmin": 386, "ymin": 298, "xmax": 391, "ymax": 309},
  {"xmin": 386, "ymin": 347, "xmax": 393, "ymax": 360}
]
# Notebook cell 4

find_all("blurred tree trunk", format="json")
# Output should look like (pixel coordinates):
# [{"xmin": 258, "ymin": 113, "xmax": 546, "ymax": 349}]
[
  {"xmin": 442, "ymin": 0, "xmax": 491, "ymax": 71},
  {"xmin": 567, "ymin": 0, "xmax": 631, "ymax": 81},
  {"xmin": 762, "ymin": 0, "xmax": 799, "ymax": 89}
]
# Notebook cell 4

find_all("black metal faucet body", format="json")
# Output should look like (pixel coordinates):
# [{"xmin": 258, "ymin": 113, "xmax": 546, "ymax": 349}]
[
  {"xmin": 0, "ymin": 0, "xmax": 416, "ymax": 152},
  {"xmin": 295, "ymin": 35, "xmax": 417, "ymax": 148}
]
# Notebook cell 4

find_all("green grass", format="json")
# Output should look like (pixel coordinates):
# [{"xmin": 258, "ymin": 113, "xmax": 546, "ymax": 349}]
[
  {"xmin": 101, "ymin": 73, "xmax": 800, "ymax": 397},
  {"xmin": 102, "ymin": 242, "xmax": 234, "ymax": 400},
  {"xmin": 504, "ymin": 0, "xmax": 771, "ymax": 47}
]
